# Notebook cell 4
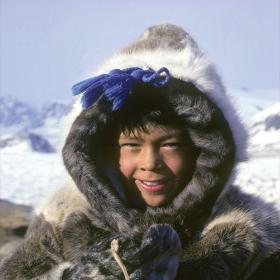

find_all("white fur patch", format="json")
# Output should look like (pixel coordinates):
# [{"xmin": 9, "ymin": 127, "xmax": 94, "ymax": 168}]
[
  {"xmin": 202, "ymin": 209, "xmax": 256, "ymax": 236},
  {"xmin": 35, "ymin": 180, "xmax": 90, "ymax": 224},
  {"xmin": 31, "ymin": 262, "xmax": 72, "ymax": 280}
]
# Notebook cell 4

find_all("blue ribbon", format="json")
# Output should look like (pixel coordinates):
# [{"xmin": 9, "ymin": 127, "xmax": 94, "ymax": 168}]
[{"xmin": 72, "ymin": 67, "xmax": 171, "ymax": 111}]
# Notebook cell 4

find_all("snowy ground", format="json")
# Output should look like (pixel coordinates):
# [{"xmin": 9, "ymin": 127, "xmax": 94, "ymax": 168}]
[
  {"xmin": 0, "ymin": 143, "xmax": 68, "ymax": 207},
  {"xmin": 235, "ymin": 156, "xmax": 280, "ymax": 209}
]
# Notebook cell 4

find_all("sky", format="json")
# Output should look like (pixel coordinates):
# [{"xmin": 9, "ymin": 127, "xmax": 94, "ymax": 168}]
[{"xmin": 0, "ymin": 0, "xmax": 279, "ymax": 104}]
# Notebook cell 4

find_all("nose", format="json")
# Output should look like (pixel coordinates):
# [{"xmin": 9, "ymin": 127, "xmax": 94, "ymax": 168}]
[{"xmin": 139, "ymin": 146, "xmax": 162, "ymax": 171}]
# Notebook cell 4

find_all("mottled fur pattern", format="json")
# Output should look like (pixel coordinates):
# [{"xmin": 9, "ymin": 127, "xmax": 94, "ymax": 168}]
[
  {"xmin": 0, "ymin": 215, "xmax": 64, "ymax": 280},
  {"xmin": 0, "ymin": 24, "xmax": 279, "ymax": 280},
  {"xmin": 62, "ymin": 224, "xmax": 181, "ymax": 280}
]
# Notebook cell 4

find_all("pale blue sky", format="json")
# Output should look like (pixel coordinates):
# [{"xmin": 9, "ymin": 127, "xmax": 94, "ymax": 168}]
[{"xmin": 0, "ymin": 0, "xmax": 279, "ymax": 104}]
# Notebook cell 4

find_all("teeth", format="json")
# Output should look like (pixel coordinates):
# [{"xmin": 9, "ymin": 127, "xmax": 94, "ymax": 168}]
[{"xmin": 142, "ymin": 181, "xmax": 162, "ymax": 186}]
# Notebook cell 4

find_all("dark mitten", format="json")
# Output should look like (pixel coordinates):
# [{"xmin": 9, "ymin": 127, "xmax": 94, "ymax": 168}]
[
  {"xmin": 129, "ymin": 224, "xmax": 182, "ymax": 280},
  {"xmin": 62, "ymin": 224, "xmax": 181, "ymax": 280}
]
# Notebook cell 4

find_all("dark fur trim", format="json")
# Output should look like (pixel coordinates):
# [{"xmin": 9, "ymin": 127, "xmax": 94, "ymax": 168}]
[{"xmin": 62, "ymin": 79, "xmax": 235, "ymax": 236}]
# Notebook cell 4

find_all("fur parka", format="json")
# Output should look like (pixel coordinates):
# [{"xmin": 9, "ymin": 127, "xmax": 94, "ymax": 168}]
[{"xmin": 0, "ymin": 24, "xmax": 279, "ymax": 280}]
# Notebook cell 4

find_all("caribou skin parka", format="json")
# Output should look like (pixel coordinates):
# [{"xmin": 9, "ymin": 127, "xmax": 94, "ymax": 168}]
[{"xmin": 0, "ymin": 24, "xmax": 279, "ymax": 280}]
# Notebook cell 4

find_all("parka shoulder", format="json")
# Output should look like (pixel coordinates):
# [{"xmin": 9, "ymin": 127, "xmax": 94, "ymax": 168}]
[{"xmin": 35, "ymin": 180, "xmax": 91, "ymax": 226}]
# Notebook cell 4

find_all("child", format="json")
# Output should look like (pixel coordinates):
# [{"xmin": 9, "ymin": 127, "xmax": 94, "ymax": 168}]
[{"xmin": 0, "ymin": 24, "xmax": 279, "ymax": 280}]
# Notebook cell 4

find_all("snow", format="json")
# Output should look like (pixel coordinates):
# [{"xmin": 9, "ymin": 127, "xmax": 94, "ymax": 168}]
[
  {"xmin": 247, "ymin": 103, "xmax": 280, "ymax": 157},
  {"xmin": 0, "ymin": 143, "xmax": 68, "ymax": 207},
  {"xmin": 0, "ymin": 89, "xmax": 279, "ymax": 210},
  {"xmin": 228, "ymin": 88, "xmax": 279, "ymax": 119},
  {"xmin": 249, "ymin": 129, "xmax": 280, "ymax": 152},
  {"xmin": 250, "ymin": 102, "xmax": 280, "ymax": 123},
  {"xmin": 236, "ymin": 157, "xmax": 280, "ymax": 209}
]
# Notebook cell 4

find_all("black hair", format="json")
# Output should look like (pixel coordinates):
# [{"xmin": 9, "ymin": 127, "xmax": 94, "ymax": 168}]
[
  {"xmin": 94, "ymin": 79, "xmax": 198, "ymax": 160},
  {"xmin": 111, "ymin": 81, "xmax": 186, "ymax": 134}
]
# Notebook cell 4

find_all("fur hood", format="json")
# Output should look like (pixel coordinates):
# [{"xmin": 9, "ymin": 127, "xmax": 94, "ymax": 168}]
[{"xmin": 62, "ymin": 24, "xmax": 248, "ymax": 236}]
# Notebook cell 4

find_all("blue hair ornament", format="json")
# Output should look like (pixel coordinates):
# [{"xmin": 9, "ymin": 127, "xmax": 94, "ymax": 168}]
[{"xmin": 72, "ymin": 67, "xmax": 171, "ymax": 111}]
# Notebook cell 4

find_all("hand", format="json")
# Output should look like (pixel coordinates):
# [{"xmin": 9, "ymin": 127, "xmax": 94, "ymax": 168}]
[
  {"xmin": 62, "ymin": 235, "xmax": 124, "ymax": 280},
  {"xmin": 62, "ymin": 224, "xmax": 181, "ymax": 280},
  {"xmin": 129, "ymin": 224, "xmax": 182, "ymax": 280}
]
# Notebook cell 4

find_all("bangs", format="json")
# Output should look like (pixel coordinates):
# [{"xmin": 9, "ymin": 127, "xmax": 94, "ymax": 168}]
[
  {"xmin": 119, "ymin": 110, "xmax": 174, "ymax": 135},
  {"xmin": 110, "ymin": 80, "xmax": 185, "ymax": 136}
]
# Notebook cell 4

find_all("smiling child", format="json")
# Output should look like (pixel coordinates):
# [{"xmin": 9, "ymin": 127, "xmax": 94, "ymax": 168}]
[{"xmin": 1, "ymin": 24, "xmax": 279, "ymax": 280}]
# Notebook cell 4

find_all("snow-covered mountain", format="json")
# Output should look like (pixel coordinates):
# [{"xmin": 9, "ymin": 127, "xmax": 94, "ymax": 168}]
[
  {"xmin": 232, "ymin": 98, "xmax": 280, "ymax": 208},
  {"xmin": 0, "ymin": 89, "xmax": 279, "ymax": 208},
  {"xmin": 0, "ymin": 96, "xmax": 43, "ymax": 131},
  {"xmin": 228, "ymin": 88, "xmax": 279, "ymax": 119},
  {"xmin": 0, "ymin": 133, "xmax": 55, "ymax": 153},
  {"xmin": 247, "ymin": 103, "xmax": 280, "ymax": 156},
  {"xmin": 40, "ymin": 102, "xmax": 72, "ymax": 120},
  {"xmin": 0, "ymin": 96, "xmax": 71, "ymax": 129},
  {"xmin": 0, "ymin": 96, "xmax": 72, "ymax": 152}
]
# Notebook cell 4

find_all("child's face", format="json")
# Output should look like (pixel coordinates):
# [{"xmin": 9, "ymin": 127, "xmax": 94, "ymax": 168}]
[{"xmin": 118, "ymin": 123, "xmax": 195, "ymax": 207}]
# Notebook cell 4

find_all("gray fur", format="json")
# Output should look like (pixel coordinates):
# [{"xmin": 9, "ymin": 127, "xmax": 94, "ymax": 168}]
[
  {"xmin": 121, "ymin": 23, "xmax": 199, "ymax": 53},
  {"xmin": 62, "ymin": 224, "xmax": 181, "ymax": 280},
  {"xmin": 0, "ymin": 215, "xmax": 63, "ymax": 280}
]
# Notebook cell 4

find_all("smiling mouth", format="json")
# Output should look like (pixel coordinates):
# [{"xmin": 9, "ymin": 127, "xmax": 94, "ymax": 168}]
[{"xmin": 136, "ymin": 179, "xmax": 171, "ymax": 192}]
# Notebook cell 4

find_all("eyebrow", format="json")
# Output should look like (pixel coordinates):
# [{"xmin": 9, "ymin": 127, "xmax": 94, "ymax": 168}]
[
  {"xmin": 156, "ymin": 132, "xmax": 184, "ymax": 142},
  {"xmin": 119, "ymin": 131, "xmax": 184, "ymax": 141},
  {"xmin": 119, "ymin": 134, "xmax": 140, "ymax": 140}
]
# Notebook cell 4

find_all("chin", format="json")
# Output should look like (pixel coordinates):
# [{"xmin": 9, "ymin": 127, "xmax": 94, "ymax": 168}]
[{"xmin": 143, "ymin": 195, "xmax": 170, "ymax": 207}]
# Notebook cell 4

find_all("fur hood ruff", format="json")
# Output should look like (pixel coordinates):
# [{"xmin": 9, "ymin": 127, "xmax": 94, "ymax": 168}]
[{"xmin": 57, "ymin": 24, "xmax": 249, "ymax": 237}]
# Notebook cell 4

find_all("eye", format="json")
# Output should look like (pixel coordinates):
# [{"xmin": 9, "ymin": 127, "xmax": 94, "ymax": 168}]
[
  {"xmin": 162, "ymin": 142, "xmax": 182, "ymax": 149},
  {"xmin": 120, "ymin": 143, "xmax": 140, "ymax": 149}
]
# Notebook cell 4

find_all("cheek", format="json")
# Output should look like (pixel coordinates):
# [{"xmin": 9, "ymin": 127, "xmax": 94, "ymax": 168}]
[
  {"xmin": 163, "ymin": 153, "xmax": 188, "ymax": 177},
  {"xmin": 118, "ymin": 152, "xmax": 136, "ymax": 179}
]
